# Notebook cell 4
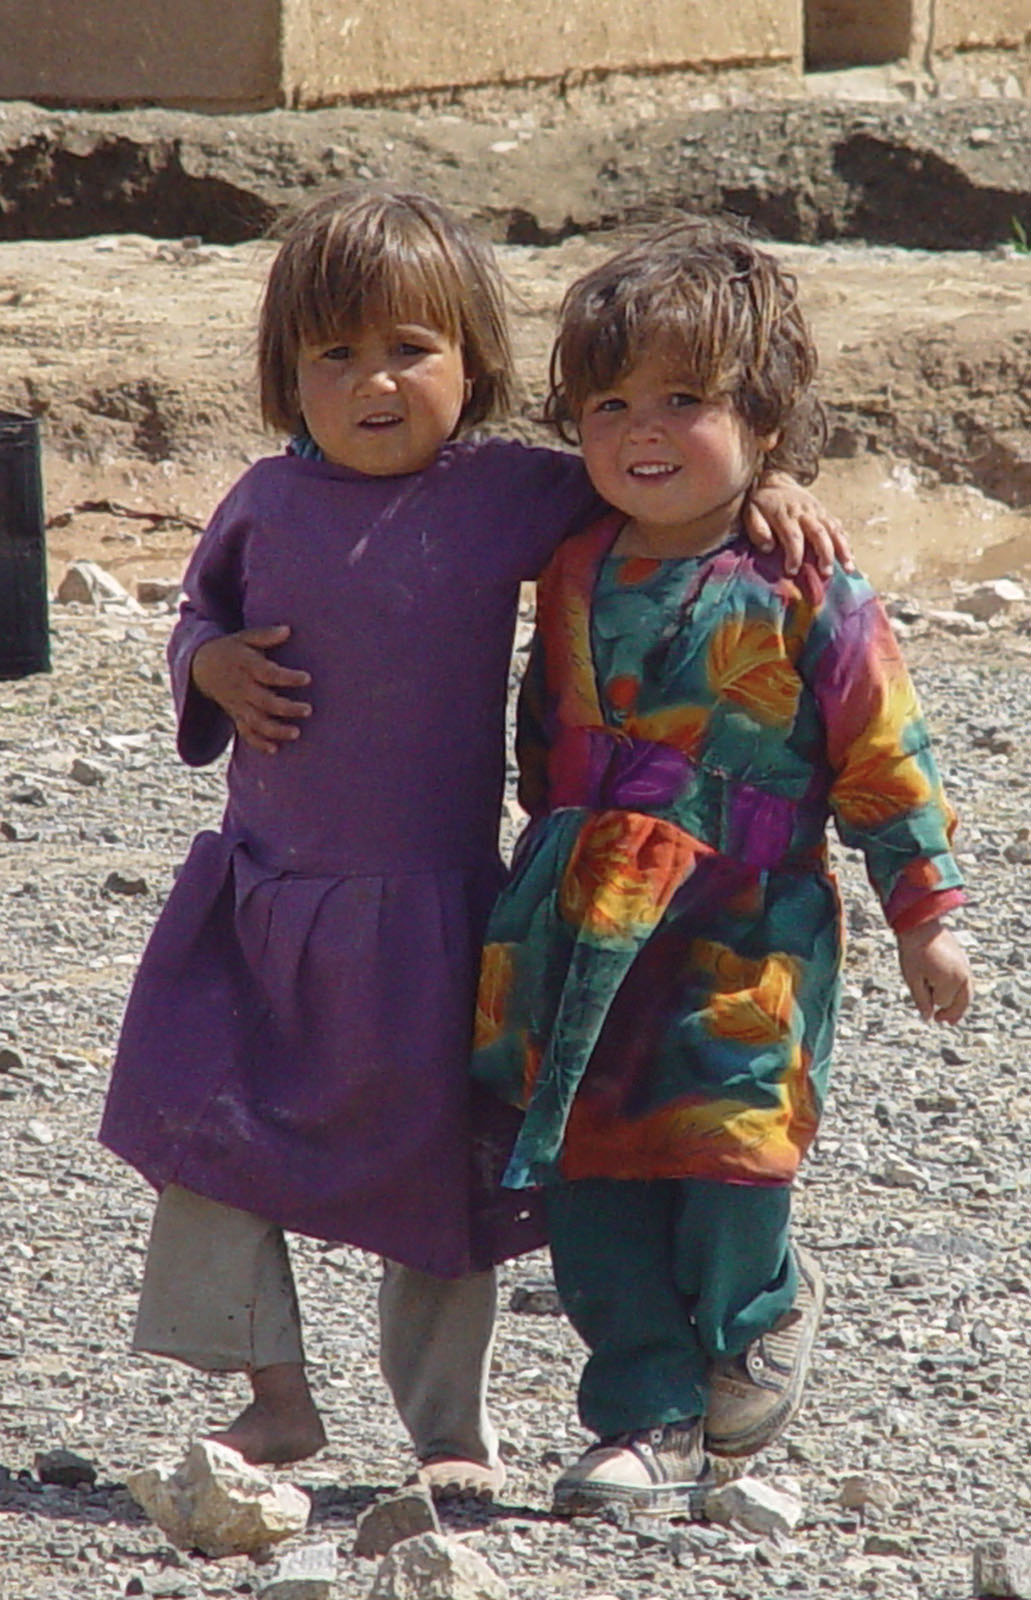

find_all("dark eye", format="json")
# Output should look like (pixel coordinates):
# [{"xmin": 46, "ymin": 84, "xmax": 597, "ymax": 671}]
[
  {"xmin": 593, "ymin": 396, "xmax": 626, "ymax": 414},
  {"xmin": 320, "ymin": 345, "xmax": 351, "ymax": 362},
  {"xmin": 670, "ymin": 391, "xmax": 701, "ymax": 409},
  {"xmin": 399, "ymin": 341, "xmax": 431, "ymax": 357}
]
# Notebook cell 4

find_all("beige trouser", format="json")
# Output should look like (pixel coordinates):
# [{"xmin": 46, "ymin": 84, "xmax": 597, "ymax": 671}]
[{"xmin": 134, "ymin": 1184, "xmax": 499, "ymax": 1466}]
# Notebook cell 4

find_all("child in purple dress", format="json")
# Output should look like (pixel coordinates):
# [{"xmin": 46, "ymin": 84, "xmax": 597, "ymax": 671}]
[
  {"xmin": 100, "ymin": 187, "xmax": 847, "ymax": 1492},
  {"xmin": 471, "ymin": 216, "xmax": 972, "ymax": 1514}
]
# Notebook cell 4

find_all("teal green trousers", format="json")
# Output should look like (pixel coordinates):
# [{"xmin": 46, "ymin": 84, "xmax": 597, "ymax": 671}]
[{"xmin": 545, "ymin": 1177, "xmax": 797, "ymax": 1438}]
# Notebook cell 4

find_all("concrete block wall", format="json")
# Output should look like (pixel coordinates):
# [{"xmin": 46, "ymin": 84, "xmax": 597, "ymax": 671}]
[
  {"xmin": 1, "ymin": 0, "xmax": 279, "ymax": 110},
  {"xmin": 805, "ymin": 0, "xmax": 1030, "ymax": 69},
  {"xmin": 936, "ymin": 0, "xmax": 1030, "ymax": 53},
  {"xmin": 1, "ymin": 0, "xmax": 1027, "ymax": 110},
  {"xmin": 282, "ymin": 0, "xmax": 800, "ymax": 105}
]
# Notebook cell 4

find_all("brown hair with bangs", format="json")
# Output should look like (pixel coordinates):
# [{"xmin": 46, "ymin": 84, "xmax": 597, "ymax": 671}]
[
  {"xmin": 259, "ymin": 185, "xmax": 514, "ymax": 436},
  {"xmin": 545, "ymin": 214, "xmax": 826, "ymax": 483}
]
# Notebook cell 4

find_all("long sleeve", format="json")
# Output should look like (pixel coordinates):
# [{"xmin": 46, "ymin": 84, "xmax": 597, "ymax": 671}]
[
  {"xmin": 803, "ymin": 567, "xmax": 964, "ymax": 929},
  {"xmin": 166, "ymin": 489, "xmax": 247, "ymax": 768}
]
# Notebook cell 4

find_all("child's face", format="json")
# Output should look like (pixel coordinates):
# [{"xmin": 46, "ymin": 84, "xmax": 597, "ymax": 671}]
[
  {"xmin": 296, "ymin": 316, "xmax": 468, "ymax": 475},
  {"xmin": 578, "ymin": 351, "xmax": 774, "ymax": 556}
]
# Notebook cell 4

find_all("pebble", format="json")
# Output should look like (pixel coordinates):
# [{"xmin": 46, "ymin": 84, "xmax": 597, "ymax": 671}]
[
  {"xmin": 508, "ymin": 1285, "xmax": 564, "ymax": 1315},
  {"xmin": 69, "ymin": 757, "xmax": 105, "ymax": 786},
  {"xmin": 1, "ymin": 557, "xmax": 1031, "ymax": 1600}
]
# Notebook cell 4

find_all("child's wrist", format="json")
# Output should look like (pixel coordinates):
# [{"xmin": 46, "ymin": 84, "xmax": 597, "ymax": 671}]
[{"xmin": 896, "ymin": 916, "xmax": 945, "ymax": 948}]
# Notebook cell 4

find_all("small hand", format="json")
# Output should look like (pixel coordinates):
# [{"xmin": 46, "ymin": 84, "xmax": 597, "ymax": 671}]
[
  {"xmin": 745, "ymin": 473, "xmax": 854, "ymax": 578},
  {"xmin": 896, "ymin": 919, "xmax": 972, "ymax": 1025},
  {"xmin": 191, "ymin": 625, "xmax": 312, "ymax": 756}
]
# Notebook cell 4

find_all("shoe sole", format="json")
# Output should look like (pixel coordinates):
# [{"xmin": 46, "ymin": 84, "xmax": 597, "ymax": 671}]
[
  {"xmin": 705, "ymin": 1246, "xmax": 826, "ymax": 1458},
  {"xmin": 552, "ymin": 1477, "xmax": 708, "ymax": 1518}
]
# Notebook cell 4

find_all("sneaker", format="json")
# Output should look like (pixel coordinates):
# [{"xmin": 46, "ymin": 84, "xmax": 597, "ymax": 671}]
[
  {"xmin": 552, "ymin": 1418, "xmax": 707, "ymax": 1517},
  {"xmin": 704, "ymin": 1244, "xmax": 825, "ymax": 1459}
]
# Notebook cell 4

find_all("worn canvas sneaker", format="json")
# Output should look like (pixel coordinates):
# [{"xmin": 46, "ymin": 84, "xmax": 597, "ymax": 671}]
[
  {"xmin": 705, "ymin": 1244, "xmax": 825, "ymax": 1458},
  {"xmin": 552, "ymin": 1418, "xmax": 707, "ymax": 1516}
]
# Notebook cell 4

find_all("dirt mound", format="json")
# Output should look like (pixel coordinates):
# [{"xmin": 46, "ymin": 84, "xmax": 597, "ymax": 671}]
[{"xmin": 0, "ymin": 97, "xmax": 1029, "ymax": 250}]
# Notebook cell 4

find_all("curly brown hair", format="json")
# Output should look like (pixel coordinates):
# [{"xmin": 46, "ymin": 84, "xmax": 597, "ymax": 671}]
[
  {"xmin": 545, "ymin": 214, "xmax": 826, "ymax": 483},
  {"xmin": 258, "ymin": 186, "xmax": 514, "ymax": 436}
]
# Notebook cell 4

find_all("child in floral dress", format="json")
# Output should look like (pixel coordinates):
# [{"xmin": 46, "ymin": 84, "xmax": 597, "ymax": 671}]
[{"xmin": 472, "ymin": 215, "xmax": 972, "ymax": 1514}]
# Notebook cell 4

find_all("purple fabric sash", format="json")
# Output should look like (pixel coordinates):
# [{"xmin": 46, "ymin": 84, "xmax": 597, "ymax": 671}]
[{"xmin": 546, "ymin": 724, "xmax": 821, "ymax": 875}]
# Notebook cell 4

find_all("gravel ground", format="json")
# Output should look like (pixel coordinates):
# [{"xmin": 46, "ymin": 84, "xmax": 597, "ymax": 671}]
[{"xmin": 0, "ymin": 588, "xmax": 1029, "ymax": 1600}]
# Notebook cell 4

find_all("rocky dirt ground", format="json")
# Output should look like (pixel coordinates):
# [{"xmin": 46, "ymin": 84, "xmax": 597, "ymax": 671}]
[{"xmin": 2, "ymin": 71, "xmax": 1031, "ymax": 1600}]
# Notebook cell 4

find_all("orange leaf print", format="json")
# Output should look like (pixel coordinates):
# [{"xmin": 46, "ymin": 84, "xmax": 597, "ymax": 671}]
[
  {"xmin": 833, "ymin": 751, "xmax": 932, "ymax": 829},
  {"xmin": 832, "ymin": 672, "xmax": 933, "ymax": 828},
  {"xmin": 474, "ymin": 943, "xmax": 516, "ymax": 1052},
  {"xmin": 708, "ymin": 614, "xmax": 801, "ymax": 727},
  {"xmin": 559, "ymin": 812, "xmax": 701, "ymax": 942},
  {"xmin": 627, "ymin": 704, "xmax": 709, "ymax": 760},
  {"xmin": 694, "ymin": 942, "xmax": 802, "ymax": 1045},
  {"xmin": 562, "ymin": 1075, "xmax": 806, "ymax": 1184}
]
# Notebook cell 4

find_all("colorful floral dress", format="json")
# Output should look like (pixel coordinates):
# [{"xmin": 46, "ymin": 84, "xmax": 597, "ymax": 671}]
[{"xmin": 472, "ymin": 513, "xmax": 964, "ymax": 1191}]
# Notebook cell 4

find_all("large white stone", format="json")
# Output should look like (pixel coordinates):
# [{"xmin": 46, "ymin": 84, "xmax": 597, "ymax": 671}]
[{"xmin": 126, "ymin": 1440, "xmax": 310, "ymax": 1559}]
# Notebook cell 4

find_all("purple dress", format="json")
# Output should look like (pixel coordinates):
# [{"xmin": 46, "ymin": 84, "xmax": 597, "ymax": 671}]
[{"xmin": 99, "ymin": 440, "xmax": 598, "ymax": 1276}]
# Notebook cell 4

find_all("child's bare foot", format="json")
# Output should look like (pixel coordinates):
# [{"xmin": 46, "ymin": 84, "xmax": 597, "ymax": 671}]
[{"xmin": 206, "ymin": 1362, "xmax": 327, "ymax": 1466}]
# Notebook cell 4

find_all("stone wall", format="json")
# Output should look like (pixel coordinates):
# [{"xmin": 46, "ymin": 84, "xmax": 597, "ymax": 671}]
[
  {"xmin": 1, "ymin": 0, "xmax": 279, "ymax": 110},
  {"xmin": 2, "ymin": 0, "xmax": 1028, "ymax": 110}
]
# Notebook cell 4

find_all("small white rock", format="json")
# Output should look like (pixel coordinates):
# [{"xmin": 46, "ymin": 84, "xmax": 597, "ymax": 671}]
[
  {"xmin": 973, "ymin": 1538, "xmax": 1031, "ymax": 1599},
  {"xmin": 839, "ymin": 1472, "xmax": 898, "ymax": 1513},
  {"xmin": 70, "ymin": 757, "xmax": 105, "ymax": 786},
  {"xmin": 258, "ymin": 1539, "xmax": 338, "ymax": 1599},
  {"xmin": 879, "ymin": 1156, "xmax": 927, "ymax": 1190},
  {"xmin": 924, "ymin": 608, "xmax": 990, "ymax": 636},
  {"xmin": 367, "ymin": 1532, "xmax": 509, "ymax": 1600},
  {"xmin": 354, "ymin": 1487, "xmax": 439, "ymax": 1559},
  {"xmin": 22, "ymin": 1119, "xmax": 55, "ymax": 1147},
  {"xmin": 952, "ymin": 579, "xmax": 1026, "ymax": 621},
  {"xmin": 55, "ymin": 560, "xmax": 138, "ymax": 609},
  {"xmin": 703, "ymin": 1477, "xmax": 803, "ymax": 1537}
]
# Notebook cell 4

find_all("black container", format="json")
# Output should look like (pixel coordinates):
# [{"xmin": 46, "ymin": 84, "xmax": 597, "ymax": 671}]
[{"xmin": 0, "ymin": 412, "xmax": 50, "ymax": 679}]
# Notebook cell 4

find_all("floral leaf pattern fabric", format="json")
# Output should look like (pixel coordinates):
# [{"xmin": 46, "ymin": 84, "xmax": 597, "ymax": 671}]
[{"xmin": 472, "ymin": 513, "xmax": 963, "ymax": 1190}]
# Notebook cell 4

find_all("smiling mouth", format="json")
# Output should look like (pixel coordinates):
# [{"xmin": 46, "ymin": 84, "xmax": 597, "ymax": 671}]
[
  {"xmin": 628, "ymin": 462, "xmax": 679, "ymax": 479},
  {"xmin": 359, "ymin": 413, "xmax": 403, "ymax": 429}
]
